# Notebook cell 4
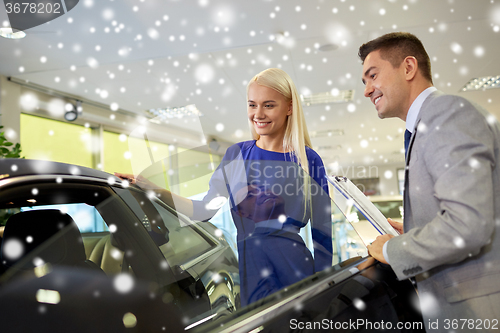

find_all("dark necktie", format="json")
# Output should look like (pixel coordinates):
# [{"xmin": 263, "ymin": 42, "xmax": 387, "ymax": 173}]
[{"xmin": 404, "ymin": 129, "xmax": 412, "ymax": 157}]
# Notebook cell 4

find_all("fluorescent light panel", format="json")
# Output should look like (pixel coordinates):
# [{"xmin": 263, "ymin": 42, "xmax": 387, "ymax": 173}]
[
  {"xmin": 0, "ymin": 28, "xmax": 26, "ymax": 39},
  {"xmin": 146, "ymin": 104, "xmax": 203, "ymax": 123},
  {"xmin": 310, "ymin": 129, "xmax": 344, "ymax": 138},
  {"xmin": 462, "ymin": 75, "xmax": 500, "ymax": 91},
  {"xmin": 300, "ymin": 90, "xmax": 354, "ymax": 106}
]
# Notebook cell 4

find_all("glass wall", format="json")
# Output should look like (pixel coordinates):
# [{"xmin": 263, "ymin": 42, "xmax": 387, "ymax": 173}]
[
  {"xmin": 102, "ymin": 131, "xmax": 171, "ymax": 176},
  {"xmin": 177, "ymin": 147, "xmax": 221, "ymax": 197},
  {"xmin": 20, "ymin": 113, "xmax": 221, "ymax": 198},
  {"xmin": 20, "ymin": 114, "xmax": 93, "ymax": 168}
]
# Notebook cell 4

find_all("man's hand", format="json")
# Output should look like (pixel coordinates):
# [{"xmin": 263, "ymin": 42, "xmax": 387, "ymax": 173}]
[
  {"xmin": 388, "ymin": 218, "xmax": 404, "ymax": 234},
  {"xmin": 367, "ymin": 234, "xmax": 394, "ymax": 264}
]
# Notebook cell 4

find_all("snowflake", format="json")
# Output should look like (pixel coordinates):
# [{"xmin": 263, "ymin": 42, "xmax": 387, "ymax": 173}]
[
  {"xmin": 419, "ymin": 292, "xmax": 440, "ymax": 316},
  {"xmin": 453, "ymin": 236, "xmax": 465, "ymax": 248},
  {"xmin": 450, "ymin": 42, "xmax": 463, "ymax": 54},
  {"xmin": 3, "ymin": 239, "xmax": 24, "ymax": 260},
  {"xmin": 212, "ymin": 272, "xmax": 222, "ymax": 282},
  {"xmin": 353, "ymin": 298, "xmax": 366, "ymax": 311},
  {"xmin": 260, "ymin": 268, "xmax": 270, "ymax": 278},
  {"xmin": 195, "ymin": 64, "xmax": 215, "ymax": 84},
  {"xmin": 113, "ymin": 273, "xmax": 135, "ymax": 294},
  {"xmin": 111, "ymin": 248, "xmax": 122, "ymax": 260},
  {"xmin": 468, "ymin": 158, "xmax": 480, "ymax": 169},
  {"xmin": 417, "ymin": 122, "xmax": 428, "ymax": 133},
  {"xmin": 102, "ymin": 8, "xmax": 114, "ymax": 21},
  {"xmin": 474, "ymin": 46, "xmax": 485, "ymax": 57}
]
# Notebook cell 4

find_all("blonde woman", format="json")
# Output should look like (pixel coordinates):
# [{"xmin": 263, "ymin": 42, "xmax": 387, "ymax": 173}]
[
  {"xmin": 247, "ymin": 68, "xmax": 311, "ymax": 174},
  {"xmin": 117, "ymin": 68, "xmax": 332, "ymax": 305}
]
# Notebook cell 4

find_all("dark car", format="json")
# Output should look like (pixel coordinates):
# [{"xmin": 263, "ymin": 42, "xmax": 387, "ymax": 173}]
[
  {"xmin": 0, "ymin": 159, "xmax": 423, "ymax": 332},
  {"xmin": 0, "ymin": 158, "xmax": 239, "ymax": 332}
]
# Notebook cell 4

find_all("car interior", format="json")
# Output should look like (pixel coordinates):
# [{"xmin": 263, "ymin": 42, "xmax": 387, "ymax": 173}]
[
  {"xmin": 0, "ymin": 181, "xmax": 164, "ymax": 282},
  {"xmin": 1, "ymin": 209, "xmax": 105, "ymax": 273}
]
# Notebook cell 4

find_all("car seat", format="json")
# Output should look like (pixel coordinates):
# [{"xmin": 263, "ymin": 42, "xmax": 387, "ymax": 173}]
[{"xmin": 0, "ymin": 209, "xmax": 104, "ymax": 273}]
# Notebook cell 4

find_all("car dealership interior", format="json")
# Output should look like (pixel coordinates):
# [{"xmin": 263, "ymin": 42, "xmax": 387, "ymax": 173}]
[
  {"xmin": 1, "ymin": 0, "xmax": 499, "ymax": 198},
  {"xmin": 0, "ymin": 1, "xmax": 499, "ymax": 331}
]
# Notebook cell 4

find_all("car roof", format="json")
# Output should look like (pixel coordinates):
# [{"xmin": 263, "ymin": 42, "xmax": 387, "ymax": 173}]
[{"xmin": 0, "ymin": 158, "xmax": 118, "ymax": 182}]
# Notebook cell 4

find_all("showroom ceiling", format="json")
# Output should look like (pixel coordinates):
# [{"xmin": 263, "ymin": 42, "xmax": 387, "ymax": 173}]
[{"xmin": 0, "ymin": 0, "xmax": 499, "ymax": 169}]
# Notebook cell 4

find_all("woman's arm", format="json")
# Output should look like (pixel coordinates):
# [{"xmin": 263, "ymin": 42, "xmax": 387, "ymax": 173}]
[
  {"xmin": 115, "ymin": 172, "xmax": 194, "ymax": 217},
  {"xmin": 115, "ymin": 144, "xmax": 242, "ymax": 221},
  {"xmin": 153, "ymin": 187, "xmax": 194, "ymax": 217}
]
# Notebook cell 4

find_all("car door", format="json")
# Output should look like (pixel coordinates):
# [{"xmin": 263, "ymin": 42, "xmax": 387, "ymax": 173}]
[
  {"xmin": 0, "ymin": 175, "xmax": 187, "ymax": 332},
  {"xmin": 112, "ymin": 186, "xmax": 240, "ymax": 324}
]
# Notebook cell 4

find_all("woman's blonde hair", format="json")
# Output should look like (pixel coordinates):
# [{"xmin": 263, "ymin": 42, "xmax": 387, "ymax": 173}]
[{"xmin": 247, "ymin": 68, "xmax": 312, "ymax": 175}]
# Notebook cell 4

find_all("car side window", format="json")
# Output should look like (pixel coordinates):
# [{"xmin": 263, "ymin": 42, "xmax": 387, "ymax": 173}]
[
  {"xmin": 113, "ymin": 187, "xmax": 214, "ymax": 266},
  {"xmin": 20, "ymin": 203, "xmax": 108, "ymax": 233},
  {"xmin": 150, "ymin": 201, "xmax": 215, "ymax": 266}
]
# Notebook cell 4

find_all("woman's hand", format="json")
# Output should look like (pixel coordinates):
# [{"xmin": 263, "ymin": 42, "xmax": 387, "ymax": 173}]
[
  {"xmin": 114, "ymin": 172, "xmax": 134, "ymax": 182},
  {"xmin": 114, "ymin": 172, "xmax": 194, "ymax": 218},
  {"xmin": 114, "ymin": 172, "xmax": 160, "ymax": 190}
]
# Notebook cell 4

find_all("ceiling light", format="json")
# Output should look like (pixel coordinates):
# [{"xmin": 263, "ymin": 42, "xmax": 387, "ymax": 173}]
[
  {"xmin": 316, "ymin": 145, "xmax": 343, "ymax": 151},
  {"xmin": 310, "ymin": 129, "xmax": 345, "ymax": 138},
  {"xmin": 301, "ymin": 90, "xmax": 354, "ymax": 106},
  {"xmin": 146, "ymin": 104, "xmax": 203, "ymax": 123},
  {"xmin": 318, "ymin": 43, "xmax": 339, "ymax": 52},
  {"xmin": 461, "ymin": 75, "xmax": 500, "ymax": 91},
  {"xmin": 208, "ymin": 138, "xmax": 220, "ymax": 152},
  {"xmin": 272, "ymin": 32, "xmax": 295, "ymax": 48},
  {"xmin": 64, "ymin": 109, "xmax": 78, "ymax": 121},
  {"xmin": 64, "ymin": 101, "xmax": 82, "ymax": 121},
  {"xmin": 0, "ymin": 28, "xmax": 26, "ymax": 39}
]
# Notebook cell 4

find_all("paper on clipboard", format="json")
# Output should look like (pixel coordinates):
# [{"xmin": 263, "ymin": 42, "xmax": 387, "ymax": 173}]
[{"xmin": 327, "ymin": 175, "xmax": 399, "ymax": 237}]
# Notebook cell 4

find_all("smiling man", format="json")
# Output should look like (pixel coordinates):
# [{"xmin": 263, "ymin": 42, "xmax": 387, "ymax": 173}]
[{"xmin": 359, "ymin": 32, "xmax": 500, "ymax": 332}]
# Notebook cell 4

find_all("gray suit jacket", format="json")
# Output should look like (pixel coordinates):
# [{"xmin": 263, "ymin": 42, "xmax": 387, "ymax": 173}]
[{"xmin": 387, "ymin": 91, "xmax": 500, "ymax": 306}]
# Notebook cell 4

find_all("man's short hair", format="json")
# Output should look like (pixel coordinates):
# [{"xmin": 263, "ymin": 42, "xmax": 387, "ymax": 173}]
[{"xmin": 358, "ymin": 32, "xmax": 433, "ymax": 84}]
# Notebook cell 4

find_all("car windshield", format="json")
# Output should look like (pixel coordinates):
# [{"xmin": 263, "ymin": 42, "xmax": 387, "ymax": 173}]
[
  {"xmin": 0, "ymin": 160, "xmax": 387, "ymax": 331},
  {"xmin": 349, "ymin": 198, "xmax": 404, "ymax": 223}
]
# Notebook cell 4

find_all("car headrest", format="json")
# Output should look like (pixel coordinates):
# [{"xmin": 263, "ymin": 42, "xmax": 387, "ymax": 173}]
[{"xmin": 1, "ymin": 209, "xmax": 86, "ymax": 269}]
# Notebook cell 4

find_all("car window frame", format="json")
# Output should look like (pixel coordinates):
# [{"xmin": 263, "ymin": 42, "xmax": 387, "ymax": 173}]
[
  {"xmin": 0, "ymin": 175, "xmax": 178, "ymax": 286},
  {"xmin": 112, "ymin": 185, "xmax": 230, "ymax": 273}
]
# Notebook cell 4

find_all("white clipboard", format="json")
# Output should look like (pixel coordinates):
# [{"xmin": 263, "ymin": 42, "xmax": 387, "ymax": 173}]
[{"xmin": 327, "ymin": 175, "xmax": 399, "ymax": 237}]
